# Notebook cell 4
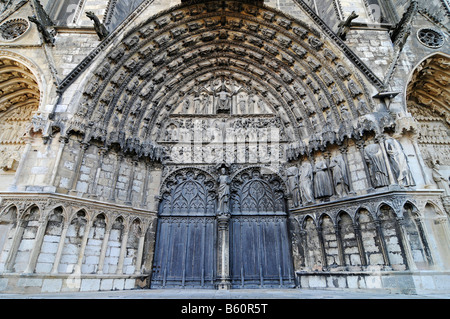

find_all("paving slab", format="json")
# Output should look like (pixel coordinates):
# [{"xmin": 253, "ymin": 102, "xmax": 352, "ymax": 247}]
[{"xmin": 0, "ymin": 288, "xmax": 448, "ymax": 299}]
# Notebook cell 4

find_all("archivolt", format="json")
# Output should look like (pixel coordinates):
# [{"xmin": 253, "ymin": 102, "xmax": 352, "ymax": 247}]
[{"xmin": 69, "ymin": 0, "xmax": 376, "ymax": 158}]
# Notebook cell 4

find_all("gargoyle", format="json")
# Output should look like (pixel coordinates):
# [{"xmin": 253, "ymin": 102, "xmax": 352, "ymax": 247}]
[
  {"xmin": 28, "ymin": 15, "xmax": 55, "ymax": 44},
  {"xmin": 86, "ymin": 11, "xmax": 109, "ymax": 41},
  {"xmin": 337, "ymin": 11, "xmax": 359, "ymax": 41}
]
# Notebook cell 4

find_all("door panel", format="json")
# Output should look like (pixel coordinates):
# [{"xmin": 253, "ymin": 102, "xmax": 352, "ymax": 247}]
[
  {"xmin": 230, "ymin": 216, "xmax": 294, "ymax": 288},
  {"xmin": 151, "ymin": 217, "xmax": 216, "ymax": 288},
  {"xmin": 230, "ymin": 168, "xmax": 295, "ymax": 288},
  {"xmin": 151, "ymin": 169, "xmax": 217, "ymax": 289}
]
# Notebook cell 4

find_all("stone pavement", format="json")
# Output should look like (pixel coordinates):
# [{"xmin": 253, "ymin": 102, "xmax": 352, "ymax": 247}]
[{"xmin": 0, "ymin": 288, "xmax": 449, "ymax": 299}]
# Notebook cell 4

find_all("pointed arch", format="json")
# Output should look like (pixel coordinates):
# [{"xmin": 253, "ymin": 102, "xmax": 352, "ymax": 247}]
[{"xmin": 65, "ymin": 0, "xmax": 377, "ymax": 161}]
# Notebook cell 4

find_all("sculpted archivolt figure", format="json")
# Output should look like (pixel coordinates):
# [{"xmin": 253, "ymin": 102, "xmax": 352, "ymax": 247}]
[
  {"xmin": 364, "ymin": 144, "xmax": 390, "ymax": 188},
  {"xmin": 385, "ymin": 138, "xmax": 415, "ymax": 187}
]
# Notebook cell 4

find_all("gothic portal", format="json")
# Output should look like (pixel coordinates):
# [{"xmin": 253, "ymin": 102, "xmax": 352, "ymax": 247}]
[{"xmin": 0, "ymin": 0, "xmax": 449, "ymax": 294}]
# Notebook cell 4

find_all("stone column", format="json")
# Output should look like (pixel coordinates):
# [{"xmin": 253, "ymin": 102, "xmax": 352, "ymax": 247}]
[
  {"xmin": 69, "ymin": 142, "xmax": 90, "ymax": 194},
  {"xmin": 375, "ymin": 134, "xmax": 396, "ymax": 186},
  {"xmin": 88, "ymin": 147, "xmax": 108, "ymax": 199},
  {"xmin": 395, "ymin": 216, "xmax": 417, "ymax": 271},
  {"xmin": 353, "ymin": 222, "xmax": 368, "ymax": 267},
  {"xmin": 4, "ymin": 218, "xmax": 26, "ymax": 272},
  {"xmin": 97, "ymin": 221, "xmax": 113, "ymax": 274},
  {"xmin": 339, "ymin": 143, "xmax": 355, "ymax": 193},
  {"xmin": 134, "ymin": 231, "xmax": 147, "ymax": 275},
  {"xmin": 216, "ymin": 213, "xmax": 231, "ymax": 290},
  {"xmin": 74, "ymin": 217, "xmax": 93, "ymax": 274},
  {"xmin": 116, "ymin": 226, "xmax": 129, "ymax": 275},
  {"xmin": 125, "ymin": 157, "xmax": 138, "ymax": 205},
  {"xmin": 51, "ymin": 221, "xmax": 70, "ymax": 274},
  {"xmin": 334, "ymin": 225, "xmax": 345, "ymax": 268},
  {"xmin": 374, "ymin": 219, "xmax": 391, "ymax": 269},
  {"xmin": 109, "ymin": 153, "xmax": 123, "ymax": 201},
  {"xmin": 411, "ymin": 137, "xmax": 432, "ymax": 186},
  {"xmin": 316, "ymin": 225, "xmax": 328, "ymax": 270},
  {"xmin": 414, "ymin": 216, "xmax": 434, "ymax": 266},
  {"xmin": 140, "ymin": 161, "xmax": 151, "ymax": 208},
  {"xmin": 299, "ymin": 229, "xmax": 309, "ymax": 270},
  {"xmin": 24, "ymin": 211, "xmax": 50, "ymax": 274},
  {"xmin": 49, "ymin": 136, "xmax": 68, "ymax": 186},
  {"xmin": 355, "ymin": 139, "xmax": 374, "ymax": 189},
  {"xmin": 9, "ymin": 137, "xmax": 33, "ymax": 191},
  {"xmin": 324, "ymin": 151, "xmax": 335, "ymax": 196}
]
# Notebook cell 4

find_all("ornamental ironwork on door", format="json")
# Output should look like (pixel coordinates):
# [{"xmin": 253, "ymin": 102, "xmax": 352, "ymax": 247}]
[
  {"xmin": 229, "ymin": 168, "xmax": 295, "ymax": 288},
  {"xmin": 151, "ymin": 169, "xmax": 217, "ymax": 288}
]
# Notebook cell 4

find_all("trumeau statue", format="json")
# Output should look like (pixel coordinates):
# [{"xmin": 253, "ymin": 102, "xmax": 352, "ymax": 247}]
[
  {"xmin": 364, "ymin": 143, "xmax": 390, "ymax": 188},
  {"xmin": 384, "ymin": 138, "xmax": 415, "ymax": 187},
  {"xmin": 217, "ymin": 167, "xmax": 231, "ymax": 215}
]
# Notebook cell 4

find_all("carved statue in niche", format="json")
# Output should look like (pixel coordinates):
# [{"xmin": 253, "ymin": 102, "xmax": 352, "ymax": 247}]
[
  {"xmin": 329, "ymin": 155, "xmax": 350, "ymax": 197},
  {"xmin": 182, "ymin": 98, "xmax": 191, "ymax": 113},
  {"xmin": 217, "ymin": 166, "xmax": 231, "ymax": 215},
  {"xmin": 287, "ymin": 166, "xmax": 301, "ymax": 207},
  {"xmin": 313, "ymin": 160, "xmax": 333, "ymax": 198},
  {"xmin": 299, "ymin": 161, "xmax": 314, "ymax": 204},
  {"xmin": 384, "ymin": 138, "xmax": 415, "ymax": 187},
  {"xmin": 215, "ymin": 82, "xmax": 232, "ymax": 114},
  {"xmin": 237, "ymin": 93, "xmax": 247, "ymax": 114},
  {"xmin": 193, "ymin": 93, "xmax": 202, "ymax": 114},
  {"xmin": 364, "ymin": 143, "xmax": 390, "ymax": 188}
]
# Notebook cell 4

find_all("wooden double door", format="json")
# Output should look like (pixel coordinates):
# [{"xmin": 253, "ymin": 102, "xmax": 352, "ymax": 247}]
[{"xmin": 151, "ymin": 168, "xmax": 294, "ymax": 289}]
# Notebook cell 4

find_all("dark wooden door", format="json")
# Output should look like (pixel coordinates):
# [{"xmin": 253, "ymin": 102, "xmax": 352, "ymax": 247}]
[
  {"xmin": 151, "ymin": 170, "xmax": 216, "ymax": 288},
  {"xmin": 229, "ymin": 168, "xmax": 295, "ymax": 288}
]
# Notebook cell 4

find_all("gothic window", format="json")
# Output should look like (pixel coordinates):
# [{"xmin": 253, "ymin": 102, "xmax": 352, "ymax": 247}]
[{"xmin": 417, "ymin": 28, "xmax": 445, "ymax": 49}]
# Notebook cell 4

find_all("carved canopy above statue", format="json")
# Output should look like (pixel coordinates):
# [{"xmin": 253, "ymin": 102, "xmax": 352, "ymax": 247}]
[{"xmin": 69, "ymin": 0, "xmax": 377, "ymax": 160}]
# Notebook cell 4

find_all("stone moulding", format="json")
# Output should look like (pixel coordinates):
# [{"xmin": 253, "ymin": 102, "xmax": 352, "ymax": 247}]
[
  {"xmin": 289, "ymin": 188, "xmax": 446, "ymax": 221},
  {"xmin": 0, "ymin": 191, "xmax": 158, "ymax": 218}
]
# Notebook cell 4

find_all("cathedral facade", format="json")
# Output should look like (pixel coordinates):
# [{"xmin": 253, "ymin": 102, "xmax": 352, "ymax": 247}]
[{"xmin": 0, "ymin": 0, "xmax": 449, "ymax": 294}]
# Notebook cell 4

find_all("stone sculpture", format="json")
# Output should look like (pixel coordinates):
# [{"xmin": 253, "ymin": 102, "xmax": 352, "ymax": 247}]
[
  {"xmin": 287, "ymin": 166, "xmax": 301, "ymax": 207},
  {"xmin": 86, "ymin": 11, "xmax": 109, "ymax": 41},
  {"xmin": 217, "ymin": 167, "xmax": 231, "ymax": 215},
  {"xmin": 314, "ymin": 160, "xmax": 333, "ymax": 198},
  {"xmin": 329, "ymin": 155, "xmax": 349, "ymax": 197},
  {"xmin": 385, "ymin": 138, "xmax": 415, "ymax": 187},
  {"xmin": 364, "ymin": 143, "xmax": 390, "ymax": 188},
  {"xmin": 299, "ymin": 161, "xmax": 314, "ymax": 204}
]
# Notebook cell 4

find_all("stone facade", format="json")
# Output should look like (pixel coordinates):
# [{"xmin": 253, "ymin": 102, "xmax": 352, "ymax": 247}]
[{"xmin": 0, "ymin": 0, "xmax": 449, "ymax": 294}]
